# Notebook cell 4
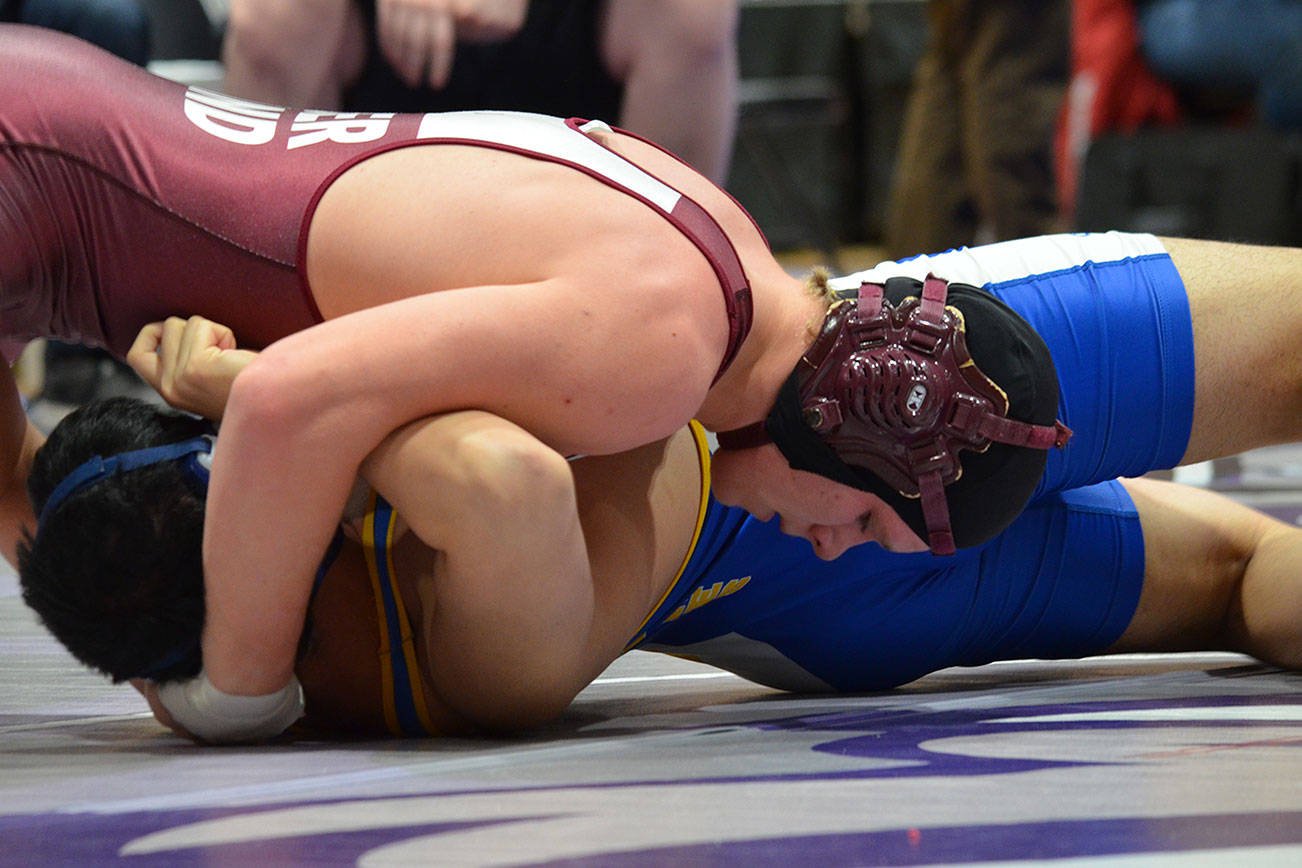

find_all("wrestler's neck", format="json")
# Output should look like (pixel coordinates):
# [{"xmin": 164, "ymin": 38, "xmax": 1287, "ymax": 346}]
[{"xmin": 695, "ymin": 271, "xmax": 828, "ymax": 432}]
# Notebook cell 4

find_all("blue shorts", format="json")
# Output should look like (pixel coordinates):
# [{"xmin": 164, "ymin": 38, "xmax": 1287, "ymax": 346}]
[
  {"xmin": 637, "ymin": 479, "xmax": 1144, "ymax": 692},
  {"xmin": 829, "ymin": 232, "xmax": 1196, "ymax": 497}
]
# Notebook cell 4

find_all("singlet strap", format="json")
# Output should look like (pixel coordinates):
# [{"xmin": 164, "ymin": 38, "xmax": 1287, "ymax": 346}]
[{"xmin": 566, "ymin": 118, "xmax": 753, "ymax": 383}]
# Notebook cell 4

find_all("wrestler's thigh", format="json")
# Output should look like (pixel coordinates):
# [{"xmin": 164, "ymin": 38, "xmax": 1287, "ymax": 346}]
[
  {"xmin": 982, "ymin": 239, "xmax": 1194, "ymax": 494},
  {"xmin": 1164, "ymin": 237, "xmax": 1302, "ymax": 463},
  {"xmin": 1106, "ymin": 476, "xmax": 1278, "ymax": 656}
]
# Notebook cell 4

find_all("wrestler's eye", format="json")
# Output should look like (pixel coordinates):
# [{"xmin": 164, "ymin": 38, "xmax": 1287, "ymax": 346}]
[{"xmin": 858, "ymin": 512, "xmax": 872, "ymax": 534}]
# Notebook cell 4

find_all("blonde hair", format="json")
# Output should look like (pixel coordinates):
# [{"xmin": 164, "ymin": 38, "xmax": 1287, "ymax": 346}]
[
  {"xmin": 804, "ymin": 266, "xmax": 834, "ymax": 336},
  {"xmin": 805, "ymin": 266, "xmax": 833, "ymax": 304}
]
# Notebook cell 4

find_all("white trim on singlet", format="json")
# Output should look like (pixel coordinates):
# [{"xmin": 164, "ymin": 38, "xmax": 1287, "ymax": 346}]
[
  {"xmin": 414, "ymin": 111, "xmax": 684, "ymax": 214},
  {"xmin": 828, "ymin": 232, "xmax": 1169, "ymax": 294}
]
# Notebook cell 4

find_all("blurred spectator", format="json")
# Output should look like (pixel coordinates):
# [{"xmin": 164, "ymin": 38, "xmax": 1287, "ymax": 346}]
[
  {"xmin": 0, "ymin": 0, "xmax": 149, "ymax": 64},
  {"xmin": 1136, "ymin": 0, "xmax": 1302, "ymax": 129},
  {"xmin": 222, "ymin": 0, "xmax": 739, "ymax": 183},
  {"xmin": 884, "ymin": 0, "xmax": 1069, "ymax": 259},
  {"xmin": 1056, "ymin": 0, "xmax": 1182, "ymax": 219},
  {"xmin": 1056, "ymin": 0, "xmax": 1300, "ymax": 222}
]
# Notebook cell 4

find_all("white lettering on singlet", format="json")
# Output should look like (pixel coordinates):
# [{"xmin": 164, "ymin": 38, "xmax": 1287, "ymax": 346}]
[
  {"xmin": 183, "ymin": 87, "xmax": 281, "ymax": 146},
  {"xmin": 288, "ymin": 111, "xmax": 396, "ymax": 150},
  {"xmin": 178, "ymin": 101, "xmax": 681, "ymax": 216},
  {"xmin": 182, "ymin": 88, "xmax": 395, "ymax": 149}
]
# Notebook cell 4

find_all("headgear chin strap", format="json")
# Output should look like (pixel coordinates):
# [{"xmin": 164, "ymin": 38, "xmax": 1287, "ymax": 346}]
[
  {"xmin": 38, "ymin": 434, "xmax": 215, "ymax": 527},
  {"xmin": 718, "ymin": 275, "xmax": 1071, "ymax": 556}
]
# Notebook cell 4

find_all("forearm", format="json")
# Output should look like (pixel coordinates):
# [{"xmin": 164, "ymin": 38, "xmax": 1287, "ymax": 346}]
[
  {"xmin": 199, "ymin": 282, "xmax": 717, "ymax": 697},
  {"xmin": 201, "ymin": 364, "xmax": 363, "ymax": 694}
]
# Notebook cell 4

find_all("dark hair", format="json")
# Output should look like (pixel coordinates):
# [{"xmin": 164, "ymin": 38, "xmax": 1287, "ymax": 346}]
[{"xmin": 18, "ymin": 397, "xmax": 211, "ymax": 683}]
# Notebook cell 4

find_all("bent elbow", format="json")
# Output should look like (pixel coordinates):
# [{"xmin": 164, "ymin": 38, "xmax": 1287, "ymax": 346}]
[
  {"xmin": 223, "ymin": 344, "xmax": 334, "ymax": 432},
  {"xmin": 471, "ymin": 682, "xmax": 579, "ymax": 733},
  {"xmin": 223, "ymin": 354, "xmax": 295, "ymax": 433}
]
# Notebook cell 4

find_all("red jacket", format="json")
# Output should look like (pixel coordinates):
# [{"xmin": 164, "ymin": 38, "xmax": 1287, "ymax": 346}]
[{"xmin": 1057, "ymin": 0, "xmax": 1182, "ymax": 216}]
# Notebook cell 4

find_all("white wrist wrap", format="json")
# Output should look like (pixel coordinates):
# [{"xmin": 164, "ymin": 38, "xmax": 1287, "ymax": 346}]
[{"xmin": 156, "ymin": 671, "xmax": 304, "ymax": 743}]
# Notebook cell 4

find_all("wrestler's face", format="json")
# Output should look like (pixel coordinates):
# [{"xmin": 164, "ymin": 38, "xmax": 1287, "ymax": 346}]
[{"xmin": 711, "ymin": 443, "xmax": 928, "ymax": 559}]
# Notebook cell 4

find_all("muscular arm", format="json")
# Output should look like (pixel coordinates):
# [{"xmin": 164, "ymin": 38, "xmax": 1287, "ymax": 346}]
[
  {"xmin": 201, "ymin": 268, "xmax": 724, "ymax": 697},
  {"xmin": 129, "ymin": 317, "xmax": 607, "ymax": 732}
]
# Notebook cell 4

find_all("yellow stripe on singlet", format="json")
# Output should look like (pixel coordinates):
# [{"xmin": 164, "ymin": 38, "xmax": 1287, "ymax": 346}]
[
  {"xmin": 362, "ymin": 492, "xmax": 439, "ymax": 737},
  {"xmin": 621, "ymin": 421, "xmax": 713, "ymax": 652}
]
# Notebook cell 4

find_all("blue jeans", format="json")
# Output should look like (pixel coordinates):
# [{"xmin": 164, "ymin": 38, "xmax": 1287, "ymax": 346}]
[
  {"xmin": 1138, "ymin": 0, "xmax": 1302, "ymax": 128},
  {"xmin": 16, "ymin": 0, "xmax": 150, "ymax": 65}
]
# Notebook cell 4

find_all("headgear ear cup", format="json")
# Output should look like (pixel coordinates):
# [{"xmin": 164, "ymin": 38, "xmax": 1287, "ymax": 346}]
[{"xmin": 718, "ymin": 276, "xmax": 1070, "ymax": 554}]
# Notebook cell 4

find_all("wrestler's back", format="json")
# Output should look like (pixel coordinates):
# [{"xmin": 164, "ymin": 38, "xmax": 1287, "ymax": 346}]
[
  {"xmin": 1, "ymin": 24, "xmax": 797, "ymax": 399},
  {"xmin": 306, "ymin": 127, "xmax": 788, "ymax": 320},
  {"xmin": 0, "ymin": 26, "xmax": 341, "ymax": 352},
  {"xmin": 300, "ymin": 125, "xmax": 806, "ymax": 453}
]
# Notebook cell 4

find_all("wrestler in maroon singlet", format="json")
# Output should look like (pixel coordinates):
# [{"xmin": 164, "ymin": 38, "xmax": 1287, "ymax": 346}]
[{"xmin": 0, "ymin": 25, "xmax": 751, "ymax": 365}]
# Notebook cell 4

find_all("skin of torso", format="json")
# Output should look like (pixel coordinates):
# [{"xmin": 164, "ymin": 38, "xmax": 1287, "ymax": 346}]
[{"xmin": 293, "ymin": 427, "xmax": 704, "ymax": 735}]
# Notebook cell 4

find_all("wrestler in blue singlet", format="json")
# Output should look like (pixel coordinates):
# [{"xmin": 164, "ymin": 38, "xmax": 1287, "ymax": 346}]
[
  {"xmin": 635, "ymin": 234, "xmax": 1193, "ymax": 691},
  {"xmin": 363, "ymin": 233, "xmax": 1190, "ymax": 703},
  {"xmin": 632, "ymin": 427, "xmax": 1143, "ymax": 692}
]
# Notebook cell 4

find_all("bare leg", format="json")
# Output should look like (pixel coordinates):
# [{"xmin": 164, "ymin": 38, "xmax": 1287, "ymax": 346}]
[
  {"xmin": 222, "ymin": 0, "xmax": 368, "ymax": 108},
  {"xmin": 599, "ymin": 0, "xmax": 739, "ymax": 184},
  {"xmin": 1168, "ymin": 237, "xmax": 1302, "ymax": 464},
  {"xmin": 1110, "ymin": 476, "xmax": 1302, "ymax": 669}
]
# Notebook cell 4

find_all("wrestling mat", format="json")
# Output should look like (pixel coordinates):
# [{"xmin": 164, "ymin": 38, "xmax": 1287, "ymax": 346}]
[{"xmin": 3, "ymin": 447, "xmax": 1301, "ymax": 866}]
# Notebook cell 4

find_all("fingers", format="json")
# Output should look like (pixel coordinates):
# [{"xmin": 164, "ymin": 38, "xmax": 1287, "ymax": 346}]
[
  {"xmin": 126, "ymin": 322, "xmax": 165, "ymax": 388},
  {"xmin": 377, "ymin": 0, "xmax": 420, "ymax": 87},
  {"xmin": 426, "ymin": 6, "xmax": 455, "ymax": 89},
  {"xmin": 127, "ymin": 316, "xmax": 255, "ymax": 421},
  {"xmin": 456, "ymin": 0, "xmax": 529, "ymax": 44},
  {"xmin": 157, "ymin": 316, "xmax": 187, "ymax": 396},
  {"xmin": 376, "ymin": 0, "xmax": 530, "ymax": 90},
  {"xmin": 134, "ymin": 679, "xmax": 200, "ymax": 742},
  {"xmin": 377, "ymin": 0, "xmax": 456, "ymax": 89}
]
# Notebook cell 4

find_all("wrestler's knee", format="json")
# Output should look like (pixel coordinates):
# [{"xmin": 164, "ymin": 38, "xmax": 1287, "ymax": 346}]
[
  {"xmin": 606, "ymin": 0, "xmax": 738, "ymax": 68},
  {"xmin": 1234, "ymin": 524, "xmax": 1302, "ymax": 670},
  {"xmin": 20, "ymin": 0, "xmax": 150, "ymax": 64}
]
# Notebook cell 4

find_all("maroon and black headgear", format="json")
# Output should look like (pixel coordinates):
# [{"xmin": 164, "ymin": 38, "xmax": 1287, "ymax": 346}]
[{"xmin": 717, "ymin": 275, "xmax": 1071, "ymax": 555}]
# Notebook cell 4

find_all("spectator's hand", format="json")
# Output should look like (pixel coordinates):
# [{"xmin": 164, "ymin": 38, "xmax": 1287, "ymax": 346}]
[
  {"xmin": 127, "ymin": 316, "xmax": 258, "ymax": 422},
  {"xmin": 376, "ymin": 0, "xmax": 529, "ymax": 89},
  {"xmin": 454, "ymin": 0, "xmax": 530, "ymax": 43}
]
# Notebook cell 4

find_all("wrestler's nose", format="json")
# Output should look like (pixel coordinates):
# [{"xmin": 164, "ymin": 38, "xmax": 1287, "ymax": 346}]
[{"xmin": 810, "ymin": 526, "xmax": 853, "ymax": 560}]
